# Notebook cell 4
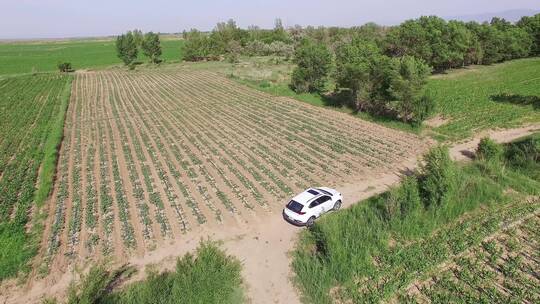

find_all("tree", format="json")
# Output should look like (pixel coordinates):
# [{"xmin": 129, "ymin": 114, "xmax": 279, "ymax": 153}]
[
  {"xmin": 141, "ymin": 32, "xmax": 162, "ymax": 64},
  {"xmin": 388, "ymin": 56, "xmax": 432, "ymax": 123},
  {"xmin": 225, "ymin": 40, "xmax": 242, "ymax": 63},
  {"xmin": 471, "ymin": 23, "xmax": 504, "ymax": 64},
  {"xmin": 335, "ymin": 38, "xmax": 387, "ymax": 111},
  {"xmin": 116, "ymin": 33, "xmax": 138, "ymax": 66},
  {"xmin": 131, "ymin": 29, "xmax": 144, "ymax": 47},
  {"xmin": 183, "ymin": 29, "xmax": 215, "ymax": 61},
  {"xmin": 210, "ymin": 19, "xmax": 247, "ymax": 54},
  {"xmin": 518, "ymin": 14, "xmax": 540, "ymax": 55},
  {"xmin": 290, "ymin": 39, "xmax": 332, "ymax": 93}
]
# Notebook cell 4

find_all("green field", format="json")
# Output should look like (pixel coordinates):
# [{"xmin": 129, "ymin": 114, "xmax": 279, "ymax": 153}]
[
  {"xmin": 292, "ymin": 136, "xmax": 540, "ymax": 304},
  {"xmin": 0, "ymin": 74, "xmax": 72, "ymax": 280},
  {"xmin": 427, "ymin": 58, "xmax": 540, "ymax": 140},
  {"xmin": 0, "ymin": 38, "xmax": 184, "ymax": 75}
]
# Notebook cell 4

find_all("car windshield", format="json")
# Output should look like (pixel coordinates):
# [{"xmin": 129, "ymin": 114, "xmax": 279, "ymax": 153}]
[{"xmin": 286, "ymin": 200, "xmax": 304, "ymax": 213}]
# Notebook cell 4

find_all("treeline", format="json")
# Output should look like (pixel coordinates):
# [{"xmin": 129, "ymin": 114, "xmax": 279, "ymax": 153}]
[
  {"xmin": 182, "ymin": 19, "xmax": 293, "ymax": 62},
  {"xmin": 116, "ymin": 30, "xmax": 162, "ymax": 66},
  {"xmin": 182, "ymin": 14, "xmax": 539, "ymax": 124}
]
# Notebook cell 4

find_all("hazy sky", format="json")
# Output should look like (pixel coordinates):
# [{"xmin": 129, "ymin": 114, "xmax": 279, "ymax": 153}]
[{"xmin": 1, "ymin": 0, "xmax": 539, "ymax": 39}]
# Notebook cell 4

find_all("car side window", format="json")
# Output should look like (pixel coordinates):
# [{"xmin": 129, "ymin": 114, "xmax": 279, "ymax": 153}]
[
  {"xmin": 309, "ymin": 199, "xmax": 320, "ymax": 208},
  {"xmin": 318, "ymin": 196, "xmax": 331, "ymax": 204}
]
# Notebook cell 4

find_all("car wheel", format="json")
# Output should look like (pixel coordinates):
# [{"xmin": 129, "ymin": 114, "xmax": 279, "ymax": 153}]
[
  {"xmin": 333, "ymin": 200, "xmax": 342, "ymax": 210},
  {"xmin": 306, "ymin": 216, "xmax": 316, "ymax": 227}
]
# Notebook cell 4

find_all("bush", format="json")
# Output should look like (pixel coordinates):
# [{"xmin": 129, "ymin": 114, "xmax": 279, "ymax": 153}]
[
  {"xmin": 412, "ymin": 94, "xmax": 436, "ymax": 125},
  {"xmin": 505, "ymin": 134, "xmax": 540, "ymax": 168},
  {"xmin": 398, "ymin": 175, "xmax": 422, "ymax": 218},
  {"xmin": 377, "ymin": 175, "xmax": 422, "ymax": 222},
  {"xmin": 67, "ymin": 264, "xmax": 121, "ymax": 304},
  {"xmin": 55, "ymin": 241, "xmax": 242, "ymax": 304},
  {"xmin": 57, "ymin": 62, "xmax": 73, "ymax": 72},
  {"xmin": 419, "ymin": 146, "xmax": 456, "ymax": 208},
  {"xmin": 476, "ymin": 137, "xmax": 502, "ymax": 161}
]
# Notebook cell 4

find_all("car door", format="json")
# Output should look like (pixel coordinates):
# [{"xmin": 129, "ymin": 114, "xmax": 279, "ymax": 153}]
[
  {"xmin": 317, "ymin": 195, "xmax": 333, "ymax": 214},
  {"xmin": 308, "ymin": 197, "xmax": 324, "ymax": 217}
]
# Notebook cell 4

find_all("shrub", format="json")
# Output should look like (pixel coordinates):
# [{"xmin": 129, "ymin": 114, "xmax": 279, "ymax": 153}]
[
  {"xmin": 505, "ymin": 134, "xmax": 540, "ymax": 168},
  {"xmin": 476, "ymin": 137, "xmax": 502, "ymax": 161},
  {"xmin": 412, "ymin": 94, "xmax": 436, "ymax": 125},
  {"xmin": 57, "ymin": 62, "xmax": 73, "ymax": 72},
  {"xmin": 375, "ymin": 175, "xmax": 422, "ymax": 222},
  {"xmin": 419, "ymin": 146, "xmax": 456, "ymax": 208},
  {"xmin": 67, "ymin": 264, "xmax": 119, "ymax": 304},
  {"xmin": 55, "ymin": 241, "xmax": 242, "ymax": 304},
  {"xmin": 398, "ymin": 175, "xmax": 422, "ymax": 218}
]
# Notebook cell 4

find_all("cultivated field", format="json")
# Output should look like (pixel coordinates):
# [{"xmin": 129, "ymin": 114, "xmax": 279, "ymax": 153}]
[
  {"xmin": 427, "ymin": 58, "xmax": 540, "ymax": 140},
  {"xmin": 0, "ymin": 38, "xmax": 184, "ymax": 75},
  {"xmin": 400, "ymin": 201, "xmax": 540, "ymax": 303},
  {"xmin": 0, "ymin": 74, "xmax": 71, "ymax": 280},
  {"xmin": 38, "ymin": 70, "xmax": 428, "ymax": 271}
]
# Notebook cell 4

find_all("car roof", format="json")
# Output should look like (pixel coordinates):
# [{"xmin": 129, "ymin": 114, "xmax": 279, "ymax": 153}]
[{"xmin": 291, "ymin": 188, "xmax": 322, "ymax": 205}]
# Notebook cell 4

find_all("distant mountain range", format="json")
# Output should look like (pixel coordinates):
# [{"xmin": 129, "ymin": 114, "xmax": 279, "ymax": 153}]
[{"xmin": 446, "ymin": 9, "xmax": 539, "ymax": 23}]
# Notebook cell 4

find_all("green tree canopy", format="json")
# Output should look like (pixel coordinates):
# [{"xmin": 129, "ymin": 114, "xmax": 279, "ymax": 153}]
[
  {"xmin": 518, "ymin": 13, "xmax": 540, "ymax": 55},
  {"xmin": 116, "ymin": 33, "xmax": 138, "ymax": 66},
  {"xmin": 141, "ymin": 32, "xmax": 162, "ymax": 64},
  {"xmin": 290, "ymin": 39, "xmax": 332, "ymax": 93},
  {"xmin": 335, "ymin": 38, "xmax": 388, "ymax": 111},
  {"xmin": 389, "ymin": 56, "xmax": 433, "ymax": 123}
]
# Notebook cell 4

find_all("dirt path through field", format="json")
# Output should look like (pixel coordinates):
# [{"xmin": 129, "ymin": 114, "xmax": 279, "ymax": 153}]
[{"xmin": 449, "ymin": 124, "xmax": 540, "ymax": 162}]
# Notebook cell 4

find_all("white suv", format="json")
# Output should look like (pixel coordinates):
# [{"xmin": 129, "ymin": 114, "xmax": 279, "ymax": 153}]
[{"xmin": 282, "ymin": 187, "xmax": 343, "ymax": 226}]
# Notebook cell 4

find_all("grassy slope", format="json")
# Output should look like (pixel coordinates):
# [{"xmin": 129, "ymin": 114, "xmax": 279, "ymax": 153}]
[
  {"xmin": 0, "ymin": 74, "xmax": 72, "ymax": 280},
  {"xmin": 292, "ymin": 136, "xmax": 540, "ymax": 304},
  {"xmin": 0, "ymin": 38, "xmax": 184, "ymax": 75},
  {"xmin": 427, "ymin": 58, "xmax": 540, "ymax": 140}
]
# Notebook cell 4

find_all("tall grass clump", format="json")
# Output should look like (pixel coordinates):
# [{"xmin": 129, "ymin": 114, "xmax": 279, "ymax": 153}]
[
  {"xmin": 60, "ymin": 241, "xmax": 243, "ymax": 304},
  {"xmin": 476, "ymin": 137, "xmax": 503, "ymax": 161},
  {"xmin": 292, "ymin": 139, "xmax": 540, "ymax": 304}
]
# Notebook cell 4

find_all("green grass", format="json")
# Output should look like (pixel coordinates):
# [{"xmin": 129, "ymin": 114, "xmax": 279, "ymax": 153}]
[
  {"xmin": 427, "ymin": 58, "xmax": 540, "ymax": 140},
  {"xmin": 55, "ymin": 241, "xmax": 243, "ymax": 304},
  {"xmin": 291, "ymin": 138, "xmax": 540, "ymax": 304},
  {"xmin": 0, "ymin": 74, "xmax": 72, "ymax": 280},
  {"xmin": 34, "ymin": 77, "xmax": 72, "ymax": 206},
  {"xmin": 0, "ymin": 38, "xmax": 184, "ymax": 75}
]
